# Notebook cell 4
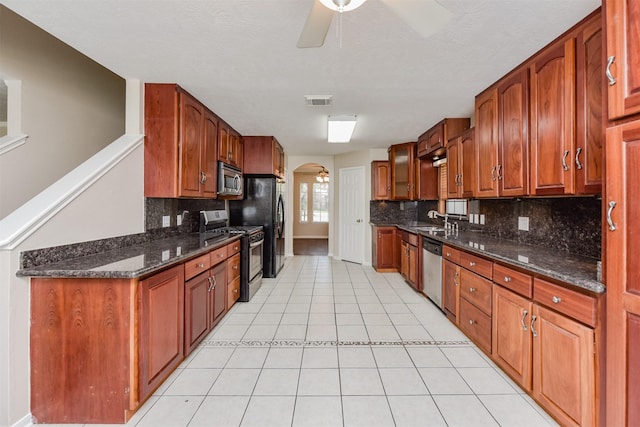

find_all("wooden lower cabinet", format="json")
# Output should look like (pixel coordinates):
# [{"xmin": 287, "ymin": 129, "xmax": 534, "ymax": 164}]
[
  {"xmin": 210, "ymin": 261, "xmax": 227, "ymax": 325},
  {"xmin": 372, "ymin": 226, "xmax": 397, "ymax": 272},
  {"xmin": 184, "ymin": 270, "xmax": 212, "ymax": 355},
  {"xmin": 533, "ymin": 304, "xmax": 595, "ymax": 427},
  {"xmin": 399, "ymin": 232, "xmax": 419, "ymax": 291},
  {"xmin": 442, "ymin": 259, "xmax": 460, "ymax": 323},
  {"xmin": 139, "ymin": 265, "xmax": 185, "ymax": 402},
  {"xmin": 226, "ymin": 253, "xmax": 241, "ymax": 309}
]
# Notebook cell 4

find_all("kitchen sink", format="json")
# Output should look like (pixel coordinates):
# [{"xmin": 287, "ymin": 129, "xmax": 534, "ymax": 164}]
[{"xmin": 413, "ymin": 226, "xmax": 446, "ymax": 233}]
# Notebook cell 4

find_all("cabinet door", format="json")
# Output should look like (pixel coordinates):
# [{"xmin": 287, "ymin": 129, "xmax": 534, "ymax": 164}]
[
  {"xmin": 229, "ymin": 131, "xmax": 242, "ymax": 169},
  {"xmin": 532, "ymin": 304, "xmax": 595, "ymax": 427},
  {"xmin": 202, "ymin": 111, "xmax": 218, "ymax": 197},
  {"xmin": 417, "ymin": 158, "xmax": 438, "ymax": 200},
  {"xmin": 498, "ymin": 68, "xmax": 529, "ymax": 197},
  {"xmin": 575, "ymin": 15, "xmax": 603, "ymax": 195},
  {"xmin": 209, "ymin": 262, "xmax": 227, "ymax": 328},
  {"xmin": 408, "ymin": 243, "xmax": 419, "ymax": 290},
  {"xmin": 390, "ymin": 143, "xmax": 415, "ymax": 200},
  {"xmin": 427, "ymin": 123, "xmax": 444, "ymax": 153},
  {"xmin": 446, "ymin": 138, "xmax": 460, "ymax": 198},
  {"xmin": 184, "ymin": 271, "xmax": 210, "ymax": 355},
  {"xmin": 530, "ymin": 39, "xmax": 576, "ymax": 195},
  {"xmin": 605, "ymin": 120, "xmax": 640, "ymax": 426},
  {"xmin": 400, "ymin": 240, "xmax": 409, "ymax": 279},
  {"xmin": 139, "ymin": 265, "xmax": 184, "ymax": 401},
  {"xmin": 442, "ymin": 260, "xmax": 460, "ymax": 323},
  {"xmin": 371, "ymin": 161, "xmax": 391, "ymax": 200},
  {"xmin": 218, "ymin": 123, "xmax": 230, "ymax": 163},
  {"xmin": 492, "ymin": 286, "xmax": 532, "ymax": 391},
  {"xmin": 606, "ymin": 0, "xmax": 640, "ymax": 119},
  {"xmin": 460, "ymin": 129, "xmax": 475, "ymax": 198},
  {"xmin": 179, "ymin": 92, "xmax": 204, "ymax": 197},
  {"xmin": 475, "ymin": 88, "xmax": 499, "ymax": 197},
  {"xmin": 375, "ymin": 227, "xmax": 396, "ymax": 270}
]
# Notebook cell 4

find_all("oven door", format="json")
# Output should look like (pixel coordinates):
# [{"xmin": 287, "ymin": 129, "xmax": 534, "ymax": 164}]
[{"xmin": 249, "ymin": 235, "xmax": 264, "ymax": 281}]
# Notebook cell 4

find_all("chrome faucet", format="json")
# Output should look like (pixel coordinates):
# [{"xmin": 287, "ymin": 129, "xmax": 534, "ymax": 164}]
[{"xmin": 427, "ymin": 210, "xmax": 449, "ymax": 228}]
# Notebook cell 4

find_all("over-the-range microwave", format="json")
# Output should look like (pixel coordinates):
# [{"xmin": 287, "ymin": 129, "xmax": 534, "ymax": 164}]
[{"xmin": 218, "ymin": 161, "xmax": 243, "ymax": 196}]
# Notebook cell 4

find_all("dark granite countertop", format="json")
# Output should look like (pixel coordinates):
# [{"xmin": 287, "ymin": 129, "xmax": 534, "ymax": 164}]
[
  {"xmin": 16, "ymin": 233, "xmax": 241, "ymax": 279},
  {"xmin": 373, "ymin": 222, "xmax": 604, "ymax": 294}
]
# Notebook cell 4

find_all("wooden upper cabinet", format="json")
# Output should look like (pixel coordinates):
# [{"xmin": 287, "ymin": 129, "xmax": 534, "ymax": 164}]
[
  {"xmin": 416, "ymin": 157, "xmax": 439, "ymax": 200},
  {"xmin": 218, "ymin": 123, "xmax": 230, "ymax": 164},
  {"xmin": 475, "ymin": 87, "xmax": 499, "ymax": 197},
  {"xmin": 218, "ymin": 124, "xmax": 243, "ymax": 169},
  {"xmin": 229, "ymin": 130, "xmax": 243, "ymax": 170},
  {"xmin": 446, "ymin": 136, "xmax": 460, "ymax": 199},
  {"xmin": 144, "ymin": 84, "xmax": 220, "ymax": 198},
  {"xmin": 498, "ymin": 68, "xmax": 529, "ymax": 197},
  {"xmin": 530, "ymin": 38, "xmax": 576, "ymax": 196},
  {"xmin": 243, "ymin": 136, "xmax": 285, "ymax": 177},
  {"xmin": 575, "ymin": 13, "xmax": 603, "ymax": 195},
  {"xmin": 446, "ymin": 129, "xmax": 475, "ymax": 200},
  {"xmin": 606, "ymin": 0, "xmax": 640, "ymax": 120},
  {"xmin": 417, "ymin": 118, "xmax": 470, "ymax": 158},
  {"xmin": 371, "ymin": 160, "xmax": 391, "ymax": 200},
  {"xmin": 389, "ymin": 142, "xmax": 416, "ymax": 200}
]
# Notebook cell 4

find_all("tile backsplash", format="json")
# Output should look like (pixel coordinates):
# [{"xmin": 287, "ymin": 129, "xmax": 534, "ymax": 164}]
[
  {"xmin": 372, "ymin": 197, "xmax": 602, "ymax": 259},
  {"xmin": 145, "ymin": 198, "xmax": 225, "ymax": 232}
]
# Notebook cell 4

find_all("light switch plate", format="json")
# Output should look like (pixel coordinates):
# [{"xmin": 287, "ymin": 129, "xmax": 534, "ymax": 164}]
[
  {"xmin": 162, "ymin": 215, "xmax": 170, "ymax": 227},
  {"xmin": 518, "ymin": 216, "xmax": 529, "ymax": 231},
  {"xmin": 177, "ymin": 214, "xmax": 182, "ymax": 226},
  {"xmin": 479, "ymin": 214, "xmax": 485, "ymax": 225}
]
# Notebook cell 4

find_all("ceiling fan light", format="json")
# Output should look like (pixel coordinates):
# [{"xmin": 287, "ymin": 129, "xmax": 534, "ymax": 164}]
[
  {"xmin": 318, "ymin": 0, "xmax": 368, "ymax": 13},
  {"xmin": 328, "ymin": 115, "xmax": 357, "ymax": 143}
]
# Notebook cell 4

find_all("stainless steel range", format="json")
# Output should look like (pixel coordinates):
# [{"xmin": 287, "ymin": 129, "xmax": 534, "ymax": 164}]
[{"xmin": 200, "ymin": 210, "xmax": 264, "ymax": 302}]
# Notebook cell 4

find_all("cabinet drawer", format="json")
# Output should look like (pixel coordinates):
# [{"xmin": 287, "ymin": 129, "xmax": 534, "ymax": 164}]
[
  {"xmin": 533, "ymin": 278, "xmax": 597, "ymax": 327},
  {"xmin": 459, "ymin": 297, "xmax": 492, "ymax": 353},
  {"xmin": 210, "ymin": 246, "xmax": 228, "ymax": 265},
  {"xmin": 493, "ymin": 263, "xmax": 533, "ymax": 298},
  {"xmin": 227, "ymin": 276, "xmax": 240, "ymax": 309},
  {"xmin": 402, "ymin": 231, "xmax": 419, "ymax": 246},
  {"xmin": 460, "ymin": 269, "xmax": 493, "ymax": 315},
  {"xmin": 460, "ymin": 252, "xmax": 493, "ymax": 279},
  {"xmin": 443, "ymin": 245, "xmax": 461, "ymax": 264},
  {"xmin": 227, "ymin": 239, "xmax": 241, "ymax": 256},
  {"xmin": 184, "ymin": 254, "xmax": 211, "ymax": 280},
  {"xmin": 227, "ymin": 253, "xmax": 241, "ymax": 282}
]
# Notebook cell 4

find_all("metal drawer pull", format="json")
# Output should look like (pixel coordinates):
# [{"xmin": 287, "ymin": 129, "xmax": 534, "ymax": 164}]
[
  {"xmin": 521, "ymin": 310, "xmax": 528, "ymax": 331},
  {"xmin": 575, "ymin": 148, "xmax": 583, "ymax": 170},
  {"xmin": 469, "ymin": 319, "xmax": 475, "ymax": 325},
  {"xmin": 497, "ymin": 164, "xmax": 503, "ymax": 180},
  {"xmin": 469, "ymin": 261, "xmax": 476, "ymax": 267},
  {"xmin": 197, "ymin": 263, "xmax": 204, "ymax": 268},
  {"xmin": 607, "ymin": 201, "xmax": 617, "ymax": 231},
  {"xmin": 531, "ymin": 315, "xmax": 538, "ymax": 337},
  {"xmin": 562, "ymin": 150, "xmax": 570, "ymax": 171},
  {"xmin": 469, "ymin": 287, "xmax": 476, "ymax": 293},
  {"xmin": 200, "ymin": 171, "xmax": 206, "ymax": 184},
  {"xmin": 491, "ymin": 166, "xmax": 497, "ymax": 181},
  {"xmin": 606, "ymin": 55, "xmax": 616, "ymax": 86},
  {"xmin": 233, "ymin": 265, "xmax": 239, "ymax": 270},
  {"xmin": 504, "ymin": 276, "xmax": 511, "ymax": 283},
  {"xmin": 233, "ymin": 288, "xmax": 238, "ymax": 294},
  {"xmin": 552, "ymin": 296, "xmax": 562, "ymax": 304},
  {"xmin": 446, "ymin": 252, "xmax": 452, "ymax": 257},
  {"xmin": 207, "ymin": 277, "xmax": 214, "ymax": 292}
]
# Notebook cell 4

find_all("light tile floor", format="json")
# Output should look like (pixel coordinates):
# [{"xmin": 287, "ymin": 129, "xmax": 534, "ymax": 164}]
[{"xmin": 49, "ymin": 256, "xmax": 560, "ymax": 427}]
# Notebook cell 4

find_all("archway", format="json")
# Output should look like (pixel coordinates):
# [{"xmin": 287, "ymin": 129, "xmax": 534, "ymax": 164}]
[{"xmin": 292, "ymin": 162, "xmax": 330, "ymax": 255}]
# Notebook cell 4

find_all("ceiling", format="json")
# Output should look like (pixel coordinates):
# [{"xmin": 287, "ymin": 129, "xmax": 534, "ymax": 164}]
[{"xmin": 3, "ymin": 0, "xmax": 601, "ymax": 156}]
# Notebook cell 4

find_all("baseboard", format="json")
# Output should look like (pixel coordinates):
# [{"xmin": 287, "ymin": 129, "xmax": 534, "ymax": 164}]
[
  {"xmin": 12, "ymin": 413, "xmax": 32, "ymax": 427},
  {"xmin": 292, "ymin": 236, "xmax": 329, "ymax": 239}
]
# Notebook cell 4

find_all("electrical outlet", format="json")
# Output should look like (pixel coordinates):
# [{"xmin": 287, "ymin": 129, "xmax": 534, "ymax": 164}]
[
  {"xmin": 480, "ymin": 214, "xmax": 486, "ymax": 225},
  {"xmin": 162, "ymin": 215, "xmax": 170, "ymax": 227},
  {"xmin": 518, "ymin": 216, "xmax": 529, "ymax": 231},
  {"xmin": 177, "ymin": 214, "xmax": 182, "ymax": 226}
]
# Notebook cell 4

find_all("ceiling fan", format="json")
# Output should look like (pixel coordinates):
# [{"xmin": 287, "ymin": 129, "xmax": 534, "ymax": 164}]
[{"xmin": 297, "ymin": 0, "xmax": 453, "ymax": 48}]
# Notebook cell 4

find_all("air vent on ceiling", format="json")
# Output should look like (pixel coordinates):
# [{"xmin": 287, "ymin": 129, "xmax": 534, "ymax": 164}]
[{"xmin": 305, "ymin": 95, "xmax": 332, "ymax": 106}]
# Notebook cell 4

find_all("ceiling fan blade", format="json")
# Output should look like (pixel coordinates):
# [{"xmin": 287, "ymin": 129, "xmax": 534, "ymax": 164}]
[
  {"xmin": 380, "ymin": 0, "xmax": 452, "ymax": 38},
  {"xmin": 297, "ymin": 0, "xmax": 335, "ymax": 48}
]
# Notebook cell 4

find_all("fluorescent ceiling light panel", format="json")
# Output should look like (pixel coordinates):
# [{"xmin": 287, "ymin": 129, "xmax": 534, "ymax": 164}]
[{"xmin": 328, "ymin": 115, "xmax": 357, "ymax": 143}]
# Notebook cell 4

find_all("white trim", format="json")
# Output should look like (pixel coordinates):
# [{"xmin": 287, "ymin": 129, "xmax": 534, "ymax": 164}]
[
  {"xmin": 11, "ymin": 413, "xmax": 32, "ymax": 427},
  {"xmin": 0, "ymin": 134, "xmax": 144, "ymax": 250},
  {"xmin": 0, "ymin": 133, "xmax": 28, "ymax": 156},
  {"xmin": 292, "ymin": 236, "xmax": 329, "ymax": 239}
]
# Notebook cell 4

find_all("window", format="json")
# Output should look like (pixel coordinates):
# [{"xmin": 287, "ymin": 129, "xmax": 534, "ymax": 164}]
[
  {"xmin": 0, "ymin": 79, "xmax": 27, "ymax": 155},
  {"xmin": 299, "ymin": 183, "xmax": 308, "ymax": 222},
  {"xmin": 312, "ymin": 182, "xmax": 329, "ymax": 222}
]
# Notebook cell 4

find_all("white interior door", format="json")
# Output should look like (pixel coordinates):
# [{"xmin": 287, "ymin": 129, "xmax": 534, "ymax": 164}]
[{"xmin": 339, "ymin": 166, "xmax": 365, "ymax": 263}]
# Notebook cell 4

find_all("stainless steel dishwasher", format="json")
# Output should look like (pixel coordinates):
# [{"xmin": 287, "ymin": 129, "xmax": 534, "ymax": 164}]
[{"xmin": 422, "ymin": 236, "xmax": 443, "ymax": 308}]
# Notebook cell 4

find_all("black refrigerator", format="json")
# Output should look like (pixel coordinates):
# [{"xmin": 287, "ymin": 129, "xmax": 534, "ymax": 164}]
[{"xmin": 229, "ymin": 176, "xmax": 285, "ymax": 278}]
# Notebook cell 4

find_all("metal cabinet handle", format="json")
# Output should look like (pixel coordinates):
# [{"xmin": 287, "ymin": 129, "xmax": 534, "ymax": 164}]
[
  {"xmin": 446, "ymin": 252, "xmax": 452, "ymax": 257},
  {"xmin": 504, "ymin": 276, "xmax": 512, "ymax": 283},
  {"xmin": 197, "ymin": 263, "xmax": 204, "ymax": 268},
  {"xmin": 211, "ymin": 275, "xmax": 217, "ymax": 289},
  {"xmin": 562, "ymin": 150, "xmax": 570, "ymax": 171},
  {"xmin": 207, "ymin": 277, "xmax": 214, "ymax": 292},
  {"xmin": 469, "ymin": 261, "xmax": 476, "ymax": 267},
  {"xmin": 606, "ymin": 55, "xmax": 616, "ymax": 86},
  {"xmin": 521, "ymin": 310, "xmax": 529, "ymax": 331},
  {"xmin": 233, "ymin": 288, "xmax": 238, "ymax": 294},
  {"xmin": 575, "ymin": 148, "xmax": 583, "ymax": 170},
  {"xmin": 469, "ymin": 319, "xmax": 476, "ymax": 325},
  {"xmin": 233, "ymin": 265, "xmax": 239, "ymax": 270},
  {"xmin": 453, "ymin": 271, "xmax": 459, "ymax": 286},
  {"xmin": 469, "ymin": 287, "xmax": 476, "ymax": 293},
  {"xmin": 497, "ymin": 164, "xmax": 503, "ymax": 180},
  {"xmin": 531, "ymin": 315, "xmax": 538, "ymax": 337},
  {"xmin": 200, "ymin": 171, "xmax": 206, "ymax": 184},
  {"xmin": 552, "ymin": 296, "xmax": 562, "ymax": 304},
  {"xmin": 607, "ymin": 201, "xmax": 617, "ymax": 231},
  {"xmin": 491, "ymin": 166, "xmax": 497, "ymax": 181}
]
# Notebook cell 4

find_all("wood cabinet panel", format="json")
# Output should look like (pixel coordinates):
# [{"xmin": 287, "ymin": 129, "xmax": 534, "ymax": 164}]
[
  {"xmin": 459, "ymin": 297, "xmax": 492, "ymax": 353},
  {"xmin": 185, "ymin": 254, "xmax": 211, "ymax": 280},
  {"xmin": 201, "ymin": 112, "xmax": 219, "ymax": 196},
  {"xmin": 498, "ymin": 68, "xmax": 529, "ymax": 196},
  {"xmin": 532, "ymin": 304, "xmax": 595, "ymax": 427},
  {"xmin": 442, "ymin": 245, "xmax": 460, "ymax": 264},
  {"xmin": 417, "ymin": 118, "xmax": 470, "ymax": 158},
  {"xmin": 373, "ymin": 226, "xmax": 397, "ymax": 272},
  {"xmin": 529, "ymin": 39, "xmax": 576, "ymax": 195},
  {"xmin": 210, "ymin": 245, "xmax": 228, "ymax": 265},
  {"xmin": 227, "ymin": 239, "xmax": 241, "ymax": 256},
  {"xmin": 493, "ymin": 263, "xmax": 532, "ymax": 298},
  {"xmin": 533, "ymin": 278, "xmax": 596, "ymax": 327},
  {"xmin": 179, "ymin": 93, "xmax": 205, "ymax": 197},
  {"xmin": 475, "ymin": 88, "xmax": 499, "ymax": 197},
  {"xmin": 371, "ymin": 161, "xmax": 391, "ymax": 200},
  {"xmin": 442, "ymin": 260, "xmax": 460, "ymax": 323},
  {"xmin": 243, "ymin": 136, "xmax": 285, "ymax": 177},
  {"xmin": 492, "ymin": 285, "xmax": 533, "ymax": 391},
  {"xmin": 209, "ymin": 262, "xmax": 227, "ymax": 327},
  {"xmin": 227, "ymin": 276, "xmax": 241, "ymax": 309},
  {"xmin": 606, "ymin": 0, "xmax": 640, "ymax": 120},
  {"xmin": 416, "ymin": 158, "xmax": 439, "ymax": 200},
  {"xmin": 227, "ymin": 253, "xmax": 241, "ymax": 283},
  {"xmin": 139, "ymin": 265, "xmax": 185, "ymax": 402},
  {"xmin": 459, "ymin": 269, "xmax": 492, "ymax": 315},
  {"xmin": 446, "ymin": 135, "xmax": 460, "ymax": 199},
  {"xmin": 184, "ymin": 271, "xmax": 210, "ymax": 354}
]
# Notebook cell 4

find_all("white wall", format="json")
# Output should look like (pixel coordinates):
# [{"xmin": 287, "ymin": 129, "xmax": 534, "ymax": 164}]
[{"xmin": 0, "ymin": 6, "xmax": 126, "ymax": 218}]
